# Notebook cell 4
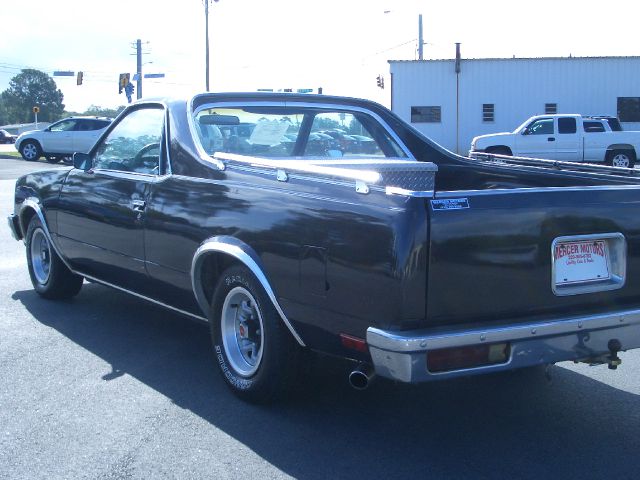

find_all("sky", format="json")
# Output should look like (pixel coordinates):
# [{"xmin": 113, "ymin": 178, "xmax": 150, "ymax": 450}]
[{"xmin": 2, "ymin": 0, "xmax": 639, "ymax": 113}]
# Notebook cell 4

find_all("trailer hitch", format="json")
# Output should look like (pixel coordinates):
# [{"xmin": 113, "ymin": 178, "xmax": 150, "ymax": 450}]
[{"xmin": 607, "ymin": 339, "xmax": 622, "ymax": 370}]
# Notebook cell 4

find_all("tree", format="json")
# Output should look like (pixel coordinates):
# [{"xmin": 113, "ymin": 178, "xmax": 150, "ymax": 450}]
[
  {"xmin": 84, "ymin": 105, "xmax": 126, "ymax": 118},
  {"xmin": 1, "ymin": 69, "xmax": 65, "ymax": 123}
]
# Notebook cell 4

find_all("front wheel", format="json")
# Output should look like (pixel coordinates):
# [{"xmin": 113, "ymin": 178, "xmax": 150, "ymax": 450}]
[
  {"xmin": 25, "ymin": 216, "xmax": 83, "ymax": 299},
  {"xmin": 20, "ymin": 141, "xmax": 42, "ymax": 161},
  {"xmin": 210, "ymin": 265, "xmax": 299, "ymax": 403},
  {"xmin": 607, "ymin": 150, "xmax": 636, "ymax": 168}
]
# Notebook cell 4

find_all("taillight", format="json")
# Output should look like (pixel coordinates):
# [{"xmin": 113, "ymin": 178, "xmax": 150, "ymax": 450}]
[
  {"xmin": 340, "ymin": 333, "xmax": 368, "ymax": 353},
  {"xmin": 427, "ymin": 343, "xmax": 510, "ymax": 373}
]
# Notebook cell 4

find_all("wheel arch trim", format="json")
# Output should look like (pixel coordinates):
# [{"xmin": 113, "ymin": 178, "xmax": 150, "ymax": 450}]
[
  {"xmin": 18, "ymin": 198, "xmax": 75, "ymax": 272},
  {"xmin": 191, "ymin": 236, "xmax": 306, "ymax": 346},
  {"xmin": 607, "ymin": 144, "xmax": 636, "ymax": 155}
]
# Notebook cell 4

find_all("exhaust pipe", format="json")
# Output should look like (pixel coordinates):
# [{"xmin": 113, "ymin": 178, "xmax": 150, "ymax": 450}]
[{"xmin": 349, "ymin": 363, "xmax": 376, "ymax": 390}]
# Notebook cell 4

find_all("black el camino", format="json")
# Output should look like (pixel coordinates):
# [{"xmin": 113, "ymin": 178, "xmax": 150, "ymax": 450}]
[{"xmin": 8, "ymin": 93, "xmax": 640, "ymax": 403}]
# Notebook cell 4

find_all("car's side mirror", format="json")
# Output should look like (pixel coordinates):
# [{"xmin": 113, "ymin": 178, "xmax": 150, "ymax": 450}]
[{"xmin": 73, "ymin": 152, "xmax": 92, "ymax": 171}]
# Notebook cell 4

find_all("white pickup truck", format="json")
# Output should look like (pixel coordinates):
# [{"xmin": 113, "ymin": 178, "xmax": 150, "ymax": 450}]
[{"xmin": 470, "ymin": 114, "xmax": 640, "ymax": 168}]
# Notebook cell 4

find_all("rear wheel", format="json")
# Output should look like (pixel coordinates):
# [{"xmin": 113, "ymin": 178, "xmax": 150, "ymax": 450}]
[
  {"xmin": 20, "ymin": 141, "xmax": 41, "ymax": 161},
  {"xmin": 25, "ymin": 216, "xmax": 83, "ymax": 299},
  {"xmin": 210, "ymin": 265, "xmax": 299, "ymax": 403},
  {"xmin": 607, "ymin": 150, "xmax": 635, "ymax": 168}
]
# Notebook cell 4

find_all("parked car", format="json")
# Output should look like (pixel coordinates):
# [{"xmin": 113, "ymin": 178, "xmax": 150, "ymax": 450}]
[
  {"xmin": 0, "ymin": 129, "xmax": 17, "ymax": 144},
  {"xmin": 15, "ymin": 116, "xmax": 112, "ymax": 163},
  {"xmin": 470, "ymin": 114, "xmax": 640, "ymax": 167},
  {"xmin": 9, "ymin": 93, "xmax": 640, "ymax": 403}
]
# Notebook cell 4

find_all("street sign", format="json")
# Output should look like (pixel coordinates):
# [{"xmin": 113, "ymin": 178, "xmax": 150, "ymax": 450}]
[
  {"xmin": 53, "ymin": 71, "xmax": 74, "ymax": 77},
  {"xmin": 144, "ymin": 73, "xmax": 165, "ymax": 79},
  {"xmin": 32, "ymin": 107, "xmax": 40, "ymax": 114}
]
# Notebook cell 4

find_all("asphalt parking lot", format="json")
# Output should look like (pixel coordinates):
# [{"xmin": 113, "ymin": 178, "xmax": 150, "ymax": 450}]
[{"xmin": 1, "ymin": 155, "xmax": 640, "ymax": 480}]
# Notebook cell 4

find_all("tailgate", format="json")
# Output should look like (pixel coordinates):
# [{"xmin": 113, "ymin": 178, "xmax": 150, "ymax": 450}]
[{"xmin": 426, "ymin": 185, "xmax": 640, "ymax": 327}]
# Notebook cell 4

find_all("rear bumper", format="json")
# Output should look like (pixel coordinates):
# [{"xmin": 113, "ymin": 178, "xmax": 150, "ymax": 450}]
[
  {"xmin": 367, "ymin": 308, "xmax": 640, "ymax": 382},
  {"xmin": 7, "ymin": 214, "xmax": 21, "ymax": 241}
]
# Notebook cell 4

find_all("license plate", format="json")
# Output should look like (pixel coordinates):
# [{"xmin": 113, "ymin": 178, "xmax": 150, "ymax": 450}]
[{"xmin": 554, "ymin": 240, "xmax": 610, "ymax": 285}]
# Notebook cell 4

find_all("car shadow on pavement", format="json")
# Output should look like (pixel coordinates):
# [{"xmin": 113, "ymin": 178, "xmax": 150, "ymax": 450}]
[{"xmin": 12, "ymin": 283, "xmax": 640, "ymax": 480}]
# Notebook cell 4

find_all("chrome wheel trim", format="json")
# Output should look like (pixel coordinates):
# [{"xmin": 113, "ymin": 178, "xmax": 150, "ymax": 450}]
[
  {"xmin": 612, "ymin": 153, "xmax": 630, "ymax": 168},
  {"xmin": 22, "ymin": 143, "xmax": 37, "ymax": 160},
  {"xmin": 30, "ymin": 228, "xmax": 51, "ymax": 284},
  {"xmin": 221, "ymin": 286, "xmax": 264, "ymax": 377}
]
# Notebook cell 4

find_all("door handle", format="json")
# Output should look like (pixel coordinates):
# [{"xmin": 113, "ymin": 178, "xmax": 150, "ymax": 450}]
[
  {"xmin": 548, "ymin": 137, "xmax": 556, "ymax": 142},
  {"xmin": 131, "ymin": 200, "xmax": 146, "ymax": 212}
]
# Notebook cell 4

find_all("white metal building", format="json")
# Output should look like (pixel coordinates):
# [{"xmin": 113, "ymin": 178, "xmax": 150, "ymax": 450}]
[{"xmin": 389, "ymin": 56, "xmax": 640, "ymax": 155}]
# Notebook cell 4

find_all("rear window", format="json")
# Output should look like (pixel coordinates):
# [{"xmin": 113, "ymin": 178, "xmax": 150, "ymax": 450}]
[
  {"xmin": 193, "ymin": 106, "xmax": 408, "ymax": 159},
  {"xmin": 583, "ymin": 121, "xmax": 605, "ymax": 133}
]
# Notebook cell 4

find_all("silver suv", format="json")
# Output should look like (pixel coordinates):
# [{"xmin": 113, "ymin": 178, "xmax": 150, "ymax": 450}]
[{"xmin": 16, "ymin": 116, "xmax": 112, "ymax": 163}]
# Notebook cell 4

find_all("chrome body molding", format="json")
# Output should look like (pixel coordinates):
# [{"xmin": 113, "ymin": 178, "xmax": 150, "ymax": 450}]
[
  {"xmin": 190, "ymin": 236, "xmax": 306, "ymax": 347},
  {"xmin": 213, "ymin": 152, "xmax": 382, "ymax": 184},
  {"xmin": 385, "ymin": 186, "xmax": 435, "ymax": 198},
  {"xmin": 367, "ymin": 308, "xmax": 640, "ymax": 382},
  {"xmin": 470, "ymin": 151, "xmax": 638, "ymax": 176},
  {"xmin": 435, "ymin": 183, "xmax": 640, "ymax": 198},
  {"xmin": 77, "ymin": 272, "xmax": 208, "ymax": 323}
]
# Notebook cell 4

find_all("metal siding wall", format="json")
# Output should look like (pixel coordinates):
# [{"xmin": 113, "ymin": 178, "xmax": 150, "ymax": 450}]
[{"xmin": 391, "ymin": 57, "xmax": 640, "ymax": 154}]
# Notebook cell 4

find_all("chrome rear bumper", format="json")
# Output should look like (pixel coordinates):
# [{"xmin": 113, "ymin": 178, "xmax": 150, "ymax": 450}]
[{"xmin": 367, "ymin": 308, "xmax": 640, "ymax": 382}]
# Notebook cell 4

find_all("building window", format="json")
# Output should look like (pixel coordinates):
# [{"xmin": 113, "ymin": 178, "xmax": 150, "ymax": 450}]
[
  {"xmin": 545, "ymin": 103, "xmax": 557, "ymax": 114},
  {"xmin": 482, "ymin": 104, "xmax": 494, "ymax": 122},
  {"xmin": 618, "ymin": 97, "xmax": 640, "ymax": 122},
  {"xmin": 411, "ymin": 106, "xmax": 441, "ymax": 123}
]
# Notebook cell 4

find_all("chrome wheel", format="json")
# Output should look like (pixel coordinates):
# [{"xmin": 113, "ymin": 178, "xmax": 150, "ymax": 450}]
[
  {"xmin": 611, "ymin": 153, "xmax": 631, "ymax": 168},
  {"xmin": 221, "ymin": 286, "xmax": 264, "ymax": 377},
  {"xmin": 29, "ymin": 227, "xmax": 51, "ymax": 284}
]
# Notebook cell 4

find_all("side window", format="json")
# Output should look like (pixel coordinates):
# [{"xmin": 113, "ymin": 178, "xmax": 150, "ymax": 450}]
[
  {"xmin": 50, "ymin": 120, "xmax": 77, "ymax": 132},
  {"xmin": 558, "ymin": 117, "xmax": 577, "ymax": 134},
  {"xmin": 526, "ymin": 118, "xmax": 554, "ymax": 135},
  {"xmin": 74, "ymin": 120, "xmax": 93, "ymax": 131},
  {"xmin": 583, "ymin": 121, "xmax": 605, "ymax": 133},
  {"xmin": 93, "ymin": 107, "xmax": 164, "ymax": 175}
]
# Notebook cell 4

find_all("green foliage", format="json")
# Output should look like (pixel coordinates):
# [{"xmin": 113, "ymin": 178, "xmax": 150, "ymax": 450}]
[
  {"xmin": 0, "ymin": 69, "xmax": 65, "ymax": 123},
  {"xmin": 312, "ymin": 116, "xmax": 341, "ymax": 131},
  {"xmin": 84, "ymin": 105, "xmax": 126, "ymax": 118},
  {"xmin": 0, "ymin": 99, "xmax": 8, "ymax": 125}
]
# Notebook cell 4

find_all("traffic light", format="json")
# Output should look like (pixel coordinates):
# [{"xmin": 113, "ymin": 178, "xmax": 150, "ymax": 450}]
[
  {"xmin": 119, "ymin": 73, "xmax": 130, "ymax": 94},
  {"xmin": 77, "ymin": 71, "xmax": 83, "ymax": 86},
  {"xmin": 376, "ymin": 75, "xmax": 384, "ymax": 89},
  {"xmin": 124, "ymin": 82, "xmax": 135, "ymax": 103}
]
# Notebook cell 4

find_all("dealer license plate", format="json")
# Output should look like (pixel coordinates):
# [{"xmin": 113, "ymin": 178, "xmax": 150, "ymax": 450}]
[{"xmin": 554, "ymin": 240, "xmax": 610, "ymax": 286}]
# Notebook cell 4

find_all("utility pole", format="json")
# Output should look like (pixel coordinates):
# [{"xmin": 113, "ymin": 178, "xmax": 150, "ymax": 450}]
[
  {"xmin": 136, "ymin": 38, "xmax": 142, "ymax": 99},
  {"xmin": 205, "ymin": 0, "xmax": 219, "ymax": 92},
  {"xmin": 205, "ymin": 1, "xmax": 210, "ymax": 91},
  {"xmin": 418, "ymin": 14, "xmax": 424, "ymax": 60}
]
